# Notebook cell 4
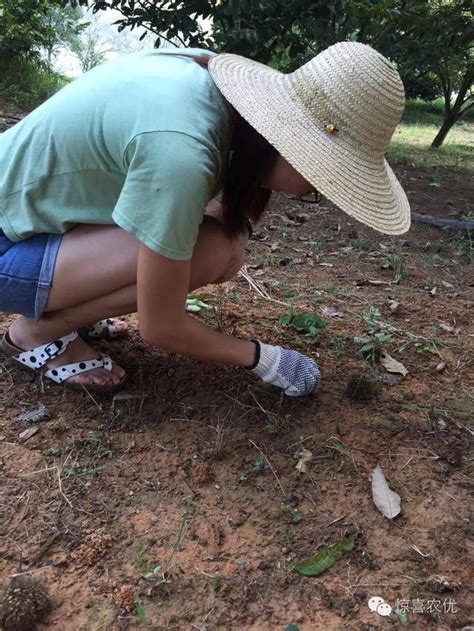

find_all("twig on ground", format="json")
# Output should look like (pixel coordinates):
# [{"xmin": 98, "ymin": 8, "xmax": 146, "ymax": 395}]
[
  {"xmin": 238, "ymin": 266, "xmax": 290, "ymax": 307},
  {"xmin": 249, "ymin": 439, "xmax": 287, "ymax": 498},
  {"xmin": 163, "ymin": 497, "xmax": 192, "ymax": 573}
]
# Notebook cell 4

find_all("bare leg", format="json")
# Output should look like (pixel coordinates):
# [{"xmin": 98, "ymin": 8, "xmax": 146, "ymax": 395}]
[{"xmin": 8, "ymin": 220, "xmax": 247, "ymax": 387}]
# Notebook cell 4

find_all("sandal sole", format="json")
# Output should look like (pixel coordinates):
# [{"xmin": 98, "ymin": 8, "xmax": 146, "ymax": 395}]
[{"xmin": 0, "ymin": 333, "xmax": 127, "ymax": 395}]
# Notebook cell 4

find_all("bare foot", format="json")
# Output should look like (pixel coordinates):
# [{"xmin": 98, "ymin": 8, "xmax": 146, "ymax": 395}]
[{"xmin": 9, "ymin": 319, "xmax": 126, "ymax": 388}]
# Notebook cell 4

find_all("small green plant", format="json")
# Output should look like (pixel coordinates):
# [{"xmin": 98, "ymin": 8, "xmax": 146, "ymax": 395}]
[
  {"xmin": 450, "ymin": 221, "xmax": 473, "ymax": 264},
  {"xmin": 62, "ymin": 431, "xmax": 114, "ymax": 478},
  {"xmin": 186, "ymin": 293, "xmax": 215, "ymax": 313},
  {"xmin": 354, "ymin": 307, "xmax": 392, "ymax": 363},
  {"xmin": 132, "ymin": 541, "xmax": 149, "ymax": 573},
  {"xmin": 142, "ymin": 564, "xmax": 172, "ymax": 587},
  {"xmin": 386, "ymin": 254, "xmax": 409, "ymax": 282},
  {"xmin": 279, "ymin": 503, "xmax": 302, "ymax": 523},
  {"xmin": 280, "ymin": 307, "xmax": 327, "ymax": 340},
  {"xmin": 135, "ymin": 595, "xmax": 146, "ymax": 624},
  {"xmin": 352, "ymin": 239, "xmax": 373, "ymax": 251},
  {"xmin": 211, "ymin": 574, "xmax": 223, "ymax": 592},
  {"xmin": 329, "ymin": 333, "xmax": 346, "ymax": 357}
]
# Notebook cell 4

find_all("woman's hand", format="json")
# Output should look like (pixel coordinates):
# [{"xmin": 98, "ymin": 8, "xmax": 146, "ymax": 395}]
[{"xmin": 250, "ymin": 341, "xmax": 321, "ymax": 397}]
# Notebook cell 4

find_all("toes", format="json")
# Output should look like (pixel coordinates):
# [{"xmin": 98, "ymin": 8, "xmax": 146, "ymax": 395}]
[{"xmin": 112, "ymin": 364, "xmax": 126, "ymax": 379}]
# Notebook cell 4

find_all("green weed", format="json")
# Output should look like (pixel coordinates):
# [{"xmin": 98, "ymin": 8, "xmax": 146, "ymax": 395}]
[
  {"xmin": 329, "ymin": 333, "xmax": 347, "ymax": 357},
  {"xmin": 280, "ymin": 307, "xmax": 327, "ymax": 341},
  {"xmin": 386, "ymin": 254, "xmax": 409, "ymax": 282}
]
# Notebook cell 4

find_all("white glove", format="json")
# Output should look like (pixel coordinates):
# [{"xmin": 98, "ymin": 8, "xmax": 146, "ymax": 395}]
[{"xmin": 249, "ymin": 341, "xmax": 321, "ymax": 397}]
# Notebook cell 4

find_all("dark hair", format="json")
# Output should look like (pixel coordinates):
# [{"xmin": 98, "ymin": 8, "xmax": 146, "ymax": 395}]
[{"xmin": 165, "ymin": 52, "xmax": 278, "ymax": 236}]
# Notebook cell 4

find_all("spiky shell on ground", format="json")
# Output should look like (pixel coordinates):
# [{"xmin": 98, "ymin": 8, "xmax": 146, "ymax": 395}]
[
  {"xmin": 0, "ymin": 575, "xmax": 52, "ymax": 631},
  {"xmin": 345, "ymin": 373, "xmax": 380, "ymax": 401}
]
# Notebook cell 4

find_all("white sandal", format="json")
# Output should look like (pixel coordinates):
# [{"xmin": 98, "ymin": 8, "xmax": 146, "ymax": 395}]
[
  {"xmin": 79, "ymin": 318, "xmax": 127, "ymax": 341},
  {"xmin": 1, "ymin": 330, "xmax": 126, "ymax": 393}
]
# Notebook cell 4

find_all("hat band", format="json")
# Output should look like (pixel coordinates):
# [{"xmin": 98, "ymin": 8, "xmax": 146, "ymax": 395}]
[{"xmin": 288, "ymin": 70, "xmax": 336, "ymax": 133}]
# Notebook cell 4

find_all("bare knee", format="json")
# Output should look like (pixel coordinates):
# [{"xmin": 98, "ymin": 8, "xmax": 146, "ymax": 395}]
[
  {"xmin": 215, "ymin": 232, "xmax": 247, "ymax": 284},
  {"xmin": 190, "ymin": 218, "xmax": 248, "ymax": 289}
]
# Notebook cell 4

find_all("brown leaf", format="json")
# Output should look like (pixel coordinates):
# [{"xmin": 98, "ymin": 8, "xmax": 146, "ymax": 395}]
[{"xmin": 380, "ymin": 351, "xmax": 409, "ymax": 377}]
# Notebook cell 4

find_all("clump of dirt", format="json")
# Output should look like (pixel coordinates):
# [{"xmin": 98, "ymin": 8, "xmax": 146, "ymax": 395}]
[
  {"xmin": 112, "ymin": 584, "xmax": 136, "ymax": 613},
  {"xmin": 193, "ymin": 460, "xmax": 214, "ymax": 484},
  {"xmin": 345, "ymin": 373, "xmax": 380, "ymax": 401},
  {"xmin": 0, "ymin": 575, "xmax": 52, "ymax": 631},
  {"xmin": 71, "ymin": 531, "xmax": 113, "ymax": 567}
]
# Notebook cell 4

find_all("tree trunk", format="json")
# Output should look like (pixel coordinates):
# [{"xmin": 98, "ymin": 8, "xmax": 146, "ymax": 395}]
[
  {"xmin": 431, "ymin": 67, "xmax": 473, "ymax": 148},
  {"xmin": 431, "ymin": 111, "xmax": 458, "ymax": 148}
]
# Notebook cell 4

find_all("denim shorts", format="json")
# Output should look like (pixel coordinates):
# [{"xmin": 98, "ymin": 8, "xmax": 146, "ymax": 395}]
[{"xmin": 0, "ymin": 230, "xmax": 63, "ymax": 320}]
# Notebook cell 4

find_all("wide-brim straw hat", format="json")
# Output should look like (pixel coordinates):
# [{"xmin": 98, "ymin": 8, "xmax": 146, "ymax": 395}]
[{"xmin": 208, "ymin": 41, "xmax": 411, "ymax": 235}]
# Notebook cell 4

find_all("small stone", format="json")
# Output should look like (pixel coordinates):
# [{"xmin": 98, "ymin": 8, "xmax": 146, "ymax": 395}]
[
  {"xmin": 19, "ymin": 427, "xmax": 39, "ymax": 443},
  {"xmin": 436, "ymin": 362, "xmax": 447, "ymax": 372}
]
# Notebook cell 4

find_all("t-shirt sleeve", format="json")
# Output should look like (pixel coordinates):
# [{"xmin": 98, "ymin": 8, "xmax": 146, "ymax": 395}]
[{"xmin": 112, "ymin": 130, "xmax": 219, "ymax": 260}]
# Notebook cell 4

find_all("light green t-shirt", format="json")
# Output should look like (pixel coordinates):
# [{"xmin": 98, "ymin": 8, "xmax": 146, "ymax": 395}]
[{"xmin": 0, "ymin": 49, "xmax": 234, "ymax": 259}]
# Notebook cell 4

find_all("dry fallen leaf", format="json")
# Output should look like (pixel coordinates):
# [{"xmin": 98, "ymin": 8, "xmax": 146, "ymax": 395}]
[
  {"xmin": 295, "ymin": 448, "xmax": 313, "ymax": 474},
  {"xmin": 439, "ymin": 322, "xmax": 455, "ymax": 333},
  {"xmin": 321, "ymin": 307, "xmax": 345, "ymax": 319},
  {"xmin": 371, "ymin": 465, "xmax": 401, "ymax": 519},
  {"xmin": 380, "ymin": 351, "xmax": 408, "ymax": 377},
  {"xmin": 388, "ymin": 299, "xmax": 400, "ymax": 314},
  {"xmin": 15, "ymin": 405, "xmax": 50, "ymax": 424}
]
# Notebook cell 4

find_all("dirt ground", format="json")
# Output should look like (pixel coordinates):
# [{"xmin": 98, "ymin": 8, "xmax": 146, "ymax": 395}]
[{"xmin": 1, "ymin": 165, "xmax": 473, "ymax": 631}]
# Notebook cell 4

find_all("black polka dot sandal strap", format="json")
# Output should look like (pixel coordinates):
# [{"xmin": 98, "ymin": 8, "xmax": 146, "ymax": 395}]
[
  {"xmin": 44, "ymin": 353, "xmax": 113, "ymax": 384},
  {"xmin": 15, "ymin": 331, "xmax": 78, "ymax": 370},
  {"xmin": 86, "ymin": 319, "xmax": 118, "ymax": 338}
]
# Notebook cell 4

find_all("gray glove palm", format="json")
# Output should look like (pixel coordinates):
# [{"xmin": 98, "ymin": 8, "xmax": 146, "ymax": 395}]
[{"xmin": 250, "ymin": 341, "xmax": 321, "ymax": 397}]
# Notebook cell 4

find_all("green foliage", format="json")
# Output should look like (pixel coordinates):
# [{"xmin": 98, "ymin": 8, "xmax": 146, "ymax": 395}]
[
  {"xmin": 279, "ymin": 503, "xmax": 303, "ymax": 523},
  {"xmin": 0, "ymin": 0, "xmax": 57, "ymax": 61},
  {"xmin": 67, "ymin": 0, "xmax": 472, "ymax": 146},
  {"xmin": 0, "ymin": 0, "xmax": 83, "ymax": 110},
  {"xmin": 294, "ymin": 536, "xmax": 355, "ymax": 576},
  {"xmin": 280, "ymin": 308, "xmax": 327, "ymax": 340},
  {"xmin": 354, "ymin": 307, "xmax": 392, "ymax": 363},
  {"xmin": 135, "ymin": 595, "xmax": 146, "ymax": 624},
  {"xmin": 0, "ymin": 56, "xmax": 69, "ymax": 110}
]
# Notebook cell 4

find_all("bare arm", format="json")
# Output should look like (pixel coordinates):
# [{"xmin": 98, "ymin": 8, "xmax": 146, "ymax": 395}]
[{"xmin": 137, "ymin": 243, "xmax": 256, "ymax": 367}]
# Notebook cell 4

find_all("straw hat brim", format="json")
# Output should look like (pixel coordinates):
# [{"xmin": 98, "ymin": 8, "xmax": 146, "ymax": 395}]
[{"xmin": 208, "ymin": 54, "xmax": 411, "ymax": 235}]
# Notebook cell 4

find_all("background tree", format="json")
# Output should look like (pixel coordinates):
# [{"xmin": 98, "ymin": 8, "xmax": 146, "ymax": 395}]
[
  {"xmin": 65, "ymin": 0, "xmax": 474, "ymax": 146},
  {"xmin": 42, "ymin": 4, "xmax": 86, "ymax": 66},
  {"xmin": 367, "ymin": 0, "xmax": 473, "ymax": 147}
]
